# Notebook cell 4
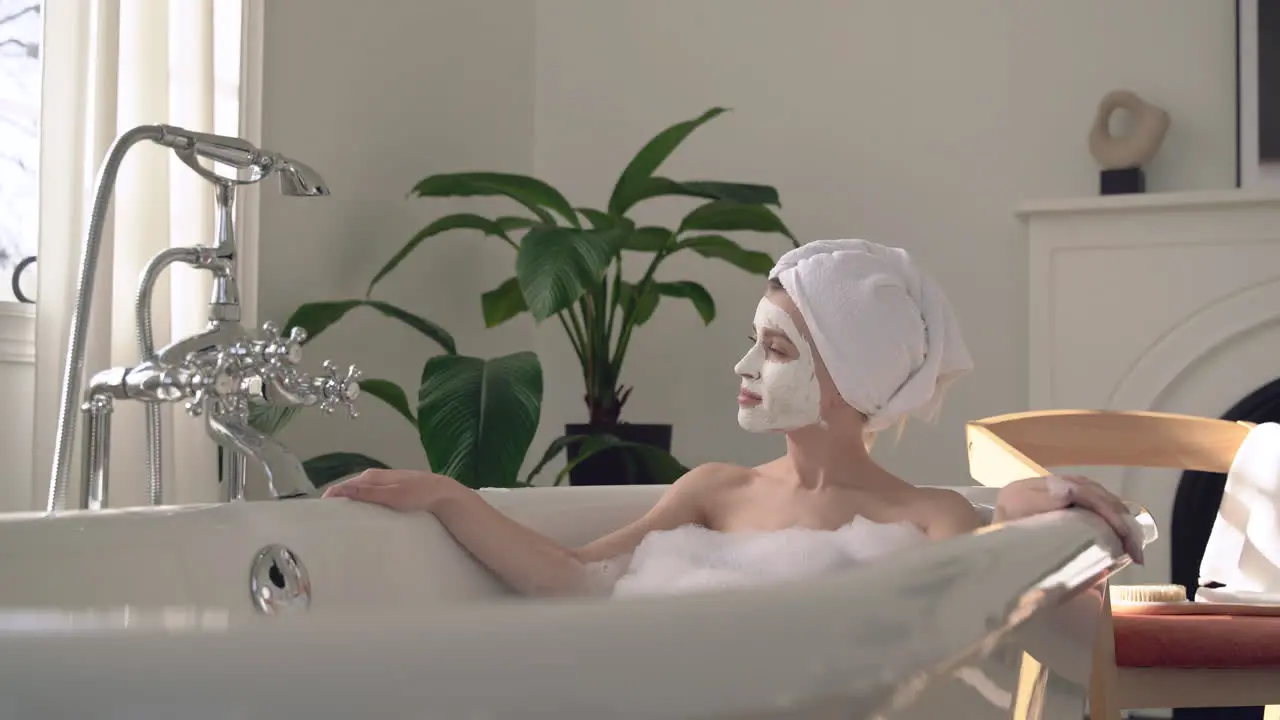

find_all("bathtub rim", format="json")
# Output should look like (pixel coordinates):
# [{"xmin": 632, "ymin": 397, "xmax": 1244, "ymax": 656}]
[{"xmin": 0, "ymin": 507, "xmax": 1137, "ymax": 720}]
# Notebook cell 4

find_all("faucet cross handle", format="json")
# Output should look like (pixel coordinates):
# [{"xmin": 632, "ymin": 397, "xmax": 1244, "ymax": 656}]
[
  {"xmin": 260, "ymin": 321, "xmax": 306, "ymax": 367},
  {"xmin": 181, "ymin": 350, "xmax": 236, "ymax": 417},
  {"xmin": 319, "ymin": 360, "xmax": 361, "ymax": 418}
]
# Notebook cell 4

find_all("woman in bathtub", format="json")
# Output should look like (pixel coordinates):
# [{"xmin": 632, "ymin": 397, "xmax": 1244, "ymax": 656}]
[{"xmin": 323, "ymin": 239, "xmax": 1143, "ymax": 597}]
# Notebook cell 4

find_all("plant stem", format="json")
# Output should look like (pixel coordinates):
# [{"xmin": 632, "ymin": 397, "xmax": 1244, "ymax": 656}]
[
  {"xmin": 610, "ymin": 230, "xmax": 676, "ymax": 378},
  {"xmin": 584, "ymin": 283, "xmax": 617, "ymax": 413},
  {"xmin": 557, "ymin": 313, "xmax": 586, "ymax": 368},
  {"xmin": 605, "ymin": 258, "xmax": 623, "ymax": 344},
  {"xmin": 560, "ymin": 304, "xmax": 589, "ymax": 370},
  {"xmin": 578, "ymin": 296, "xmax": 598, "ymax": 397}
]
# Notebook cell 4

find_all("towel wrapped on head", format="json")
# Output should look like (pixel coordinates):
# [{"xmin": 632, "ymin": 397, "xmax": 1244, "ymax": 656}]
[{"xmin": 768, "ymin": 239, "xmax": 973, "ymax": 433}]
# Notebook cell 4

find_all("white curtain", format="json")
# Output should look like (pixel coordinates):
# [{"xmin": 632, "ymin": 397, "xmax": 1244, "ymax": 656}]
[{"xmin": 32, "ymin": 0, "xmax": 244, "ymax": 509}]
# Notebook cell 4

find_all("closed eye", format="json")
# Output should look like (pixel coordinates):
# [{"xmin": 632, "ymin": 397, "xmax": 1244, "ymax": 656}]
[{"xmin": 749, "ymin": 334, "xmax": 785, "ymax": 357}]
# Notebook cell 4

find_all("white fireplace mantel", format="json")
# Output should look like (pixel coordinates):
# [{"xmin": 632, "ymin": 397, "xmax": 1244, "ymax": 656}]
[
  {"xmin": 1017, "ymin": 188, "xmax": 1280, "ymax": 219},
  {"xmin": 1019, "ymin": 188, "xmax": 1280, "ymax": 412},
  {"xmin": 1019, "ymin": 188, "xmax": 1280, "ymax": 583}
]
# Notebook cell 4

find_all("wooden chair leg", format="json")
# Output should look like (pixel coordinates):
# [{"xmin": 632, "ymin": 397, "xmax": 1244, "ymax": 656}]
[
  {"xmin": 1089, "ymin": 590, "xmax": 1123, "ymax": 720},
  {"xmin": 1013, "ymin": 651, "xmax": 1047, "ymax": 719}
]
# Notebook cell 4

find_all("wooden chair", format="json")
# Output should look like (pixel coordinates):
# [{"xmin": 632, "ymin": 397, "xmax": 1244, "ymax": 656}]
[{"xmin": 966, "ymin": 409, "xmax": 1280, "ymax": 719}]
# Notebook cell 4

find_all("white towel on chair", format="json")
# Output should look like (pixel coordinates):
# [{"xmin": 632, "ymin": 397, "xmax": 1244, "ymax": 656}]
[
  {"xmin": 1193, "ymin": 586, "xmax": 1280, "ymax": 604},
  {"xmin": 1198, "ymin": 421, "xmax": 1280, "ymax": 602}
]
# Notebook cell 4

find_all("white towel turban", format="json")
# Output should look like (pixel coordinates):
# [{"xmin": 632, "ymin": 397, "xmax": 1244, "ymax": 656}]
[{"xmin": 768, "ymin": 239, "xmax": 973, "ymax": 433}]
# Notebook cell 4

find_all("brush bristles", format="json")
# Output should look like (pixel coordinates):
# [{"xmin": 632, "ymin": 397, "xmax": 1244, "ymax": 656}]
[{"xmin": 1110, "ymin": 584, "xmax": 1187, "ymax": 604}]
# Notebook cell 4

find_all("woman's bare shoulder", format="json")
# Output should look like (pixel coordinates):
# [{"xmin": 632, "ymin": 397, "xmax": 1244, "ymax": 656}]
[
  {"xmin": 673, "ymin": 462, "xmax": 757, "ymax": 493},
  {"xmin": 635, "ymin": 462, "xmax": 754, "ymax": 528},
  {"xmin": 905, "ymin": 486, "xmax": 985, "ymax": 539}
]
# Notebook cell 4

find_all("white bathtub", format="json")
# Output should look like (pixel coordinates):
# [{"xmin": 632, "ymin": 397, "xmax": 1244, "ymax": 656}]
[{"xmin": 0, "ymin": 485, "xmax": 1148, "ymax": 719}]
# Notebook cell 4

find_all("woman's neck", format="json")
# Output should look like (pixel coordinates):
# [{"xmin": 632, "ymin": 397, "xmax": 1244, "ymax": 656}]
[{"xmin": 781, "ymin": 422, "xmax": 900, "ymax": 491}]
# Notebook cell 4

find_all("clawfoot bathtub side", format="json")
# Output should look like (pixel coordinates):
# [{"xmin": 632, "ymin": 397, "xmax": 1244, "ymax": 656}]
[{"xmin": 0, "ymin": 485, "xmax": 1149, "ymax": 719}]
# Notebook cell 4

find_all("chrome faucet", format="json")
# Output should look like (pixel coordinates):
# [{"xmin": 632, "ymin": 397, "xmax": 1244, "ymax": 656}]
[
  {"xmin": 80, "ymin": 322, "xmax": 360, "ymax": 507},
  {"xmin": 47, "ymin": 124, "xmax": 351, "ymax": 512}
]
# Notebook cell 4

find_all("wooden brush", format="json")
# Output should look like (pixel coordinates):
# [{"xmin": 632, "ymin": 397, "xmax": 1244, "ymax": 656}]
[{"xmin": 1110, "ymin": 584, "xmax": 1187, "ymax": 604}]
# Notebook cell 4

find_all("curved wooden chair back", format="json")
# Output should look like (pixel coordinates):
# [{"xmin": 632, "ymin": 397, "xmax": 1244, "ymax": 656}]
[{"xmin": 966, "ymin": 409, "xmax": 1254, "ymax": 488}]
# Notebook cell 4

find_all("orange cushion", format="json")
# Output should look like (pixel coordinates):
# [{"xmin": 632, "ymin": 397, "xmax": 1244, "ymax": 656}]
[{"xmin": 1114, "ymin": 614, "xmax": 1280, "ymax": 668}]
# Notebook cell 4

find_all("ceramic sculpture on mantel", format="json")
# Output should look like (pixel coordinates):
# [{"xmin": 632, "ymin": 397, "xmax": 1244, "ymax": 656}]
[{"xmin": 1087, "ymin": 89, "xmax": 1170, "ymax": 195}]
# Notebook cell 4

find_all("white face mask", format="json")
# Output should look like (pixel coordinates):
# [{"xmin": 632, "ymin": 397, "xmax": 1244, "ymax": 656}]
[{"xmin": 734, "ymin": 297, "xmax": 822, "ymax": 433}]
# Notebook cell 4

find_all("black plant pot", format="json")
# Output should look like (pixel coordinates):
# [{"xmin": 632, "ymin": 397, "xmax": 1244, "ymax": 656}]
[{"xmin": 564, "ymin": 422, "xmax": 673, "ymax": 486}]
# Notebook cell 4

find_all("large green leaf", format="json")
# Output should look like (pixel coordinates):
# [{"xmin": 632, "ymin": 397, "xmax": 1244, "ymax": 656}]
[
  {"xmin": 628, "ymin": 177, "xmax": 782, "ymax": 208},
  {"xmin": 553, "ymin": 433, "xmax": 688, "ymax": 486},
  {"xmin": 363, "ymin": 301, "xmax": 458, "ymax": 353},
  {"xmin": 480, "ymin": 276, "xmax": 528, "ymax": 328},
  {"xmin": 303, "ymin": 452, "xmax": 389, "ymax": 488},
  {"xmin": 417, "ymin": 351, "xmax": 543, "ymax": 488},
  {"xmin": 282, "ymin": 300, "xmax": 357, "ymax": 344},
  {"xmin": 620, "ymin": 226, "xmax": 673, "ymax": 252},
  {"xmin": 283, "ymin": 299, "xmax": 457, "ymax": 354},
  {"xmin": 607, "ymin": 107, "xmax": 729, "ymax": 216},
  {"xmin": 411, "ymin": 172, "xmax": 578, "ymax": 227},
  {"xmin": 515, "ymin": 225, "xmax": 627, "ymax": 321},
  {"xmin": 615, "ymin": 281, "xmax": 661, "ymax": 325},
  {"xmin": 367, "ymin": 213, "xmax": 512, "ymax": 296},
  {"xmin": 655, "ymin": 281, "xmax": 715, "ymax": 324},
  {"xmin": 496, "ymin": 216, "xmax": 539, "ymax": 234},
  {"xmin": 576, "ymin": 208, "xmax": 616, "ymax": 230},
  {"xmin": 677, "ymin": 235, "xmax": 774, "ymax": 275},
  {"xmin": 679, "ymin": 200, "xmax": 798, "ymax": 246},
  {"xmin": 358, "ymin": 378, "xmax": 415, "ymax": 426}
]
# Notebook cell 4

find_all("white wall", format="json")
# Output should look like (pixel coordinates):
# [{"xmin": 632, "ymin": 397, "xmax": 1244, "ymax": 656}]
[
  {"xmin": 256, "ymin": 0, "xmax": 538, "ymax": 474},
  {"xmin": 258, "ymin": 0, "xmax": 1236, "ymax": 487}
]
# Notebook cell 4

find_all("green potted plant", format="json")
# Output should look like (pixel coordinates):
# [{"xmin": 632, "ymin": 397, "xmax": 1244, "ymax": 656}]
[
  {"xmin": 370, "ymin": 106, "xmax": 798, "ymax": 485},
  {"xmin": 256, "ymin": 107, "xmax": 797, "ymax": 488}
]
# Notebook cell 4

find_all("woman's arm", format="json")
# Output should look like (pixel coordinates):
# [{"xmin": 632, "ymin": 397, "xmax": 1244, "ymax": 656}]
[
  {"xmin": 993, "ymin": 474, "xmax": 1144, "ymax": 564},
  {"xmin": 431, "ymin": 472, "xmax": 708, "ymax": 596},
  {"xmin": 323, "ymin": 465, "xmax": 718, "ymax": 597}
]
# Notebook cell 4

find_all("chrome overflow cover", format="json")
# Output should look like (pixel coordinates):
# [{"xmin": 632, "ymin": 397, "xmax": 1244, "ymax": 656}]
[{"xmin": 249, "ymin": 544, "xmax": 311, "ymax": 615}]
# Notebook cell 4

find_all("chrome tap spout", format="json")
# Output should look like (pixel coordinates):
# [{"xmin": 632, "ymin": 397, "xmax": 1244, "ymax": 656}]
[{"xmin": 205, "ymin": 410, "xmax": 314, "ymax": 500}]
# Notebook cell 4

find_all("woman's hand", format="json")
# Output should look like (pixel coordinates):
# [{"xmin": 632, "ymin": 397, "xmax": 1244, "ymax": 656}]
[
  {"xmin": 994, "ymin": 475, "xmax": 1144, "ymax": 564},
  {"xmin": 321, "ymin": 469, "xmax": 462, "ymax": 513}
]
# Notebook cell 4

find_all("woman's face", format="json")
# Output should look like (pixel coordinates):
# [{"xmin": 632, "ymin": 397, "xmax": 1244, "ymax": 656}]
[{"xmin": 734, "ymin": 294, "xmax": 823, "ymax": 433}]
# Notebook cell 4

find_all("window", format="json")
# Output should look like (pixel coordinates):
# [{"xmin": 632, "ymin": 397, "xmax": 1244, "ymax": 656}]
[
  {"xmin": 0, "ymin": 0, "xmax": 40, "ymax": 304},
  {"xmin": 214, "ymin": 0, "xmax": 244, "ymax": 140},
  {"xmin": 0, "ymin": 0, "xmax": 248, "ymax": 306}
]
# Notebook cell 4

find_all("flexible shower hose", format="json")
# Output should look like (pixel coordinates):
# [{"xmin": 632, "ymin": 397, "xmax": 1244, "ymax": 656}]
[
  {"xmin": 135, "ymin": 247, "xmax": 202, "ymax": 506},
  {"xmin": 48, "ymin": 125, "xmax": 167, "ymax": 513}
]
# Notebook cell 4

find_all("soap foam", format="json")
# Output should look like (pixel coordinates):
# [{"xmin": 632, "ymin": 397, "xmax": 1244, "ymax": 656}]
[{"xmin": 606, "ymin": 517, "xmax": 928, "ymax": 598}]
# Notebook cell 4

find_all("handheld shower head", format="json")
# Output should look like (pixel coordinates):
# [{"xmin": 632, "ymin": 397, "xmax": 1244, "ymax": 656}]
[
  {"xmin": 275, "ymin": 158, "xmax": 330, "ymax": 197},
  {"xmin": 158, "ymin": 126, "xmax": 260, "ymax": 169},
  {"xmin": 157, "ymin": 125, "xmax": 329, "ymax": 196}
]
